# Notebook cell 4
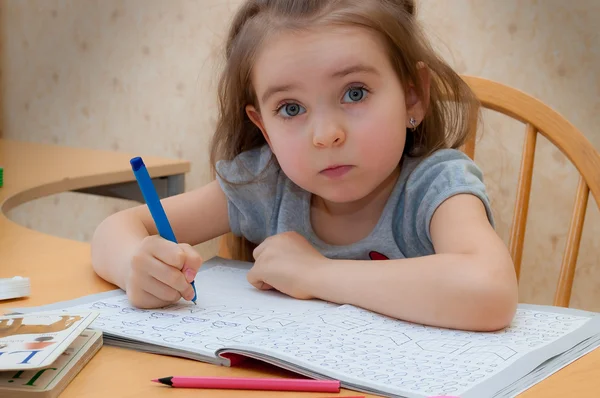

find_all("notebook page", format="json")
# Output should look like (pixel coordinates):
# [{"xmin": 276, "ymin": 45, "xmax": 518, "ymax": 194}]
[
  {"xmin": 57, "ymin": 266, "xmax": 335, "ymax": 360},
  {"xmin": 219, "ymin": 304, "xmax": 600, "ymax": 398}
]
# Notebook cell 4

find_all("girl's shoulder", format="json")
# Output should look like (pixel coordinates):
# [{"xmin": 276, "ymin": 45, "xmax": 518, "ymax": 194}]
[
  {"xmin": 215, "ymin": 144, "xmax": 280, "ymax": 185},
  {"xmin": 214, "ymin": 145, "xmax": 285, "ymax": 245},
  {"xmin": 394, "ymin": 147, "xmax": 494, "ymax": 255},
  {"xmin": 402, "ymin": 148, "xmax": 486, "ymax": 190},
  {"xmin": 404, "ymin": 147, "xmax": 479, "ymax": 170}
]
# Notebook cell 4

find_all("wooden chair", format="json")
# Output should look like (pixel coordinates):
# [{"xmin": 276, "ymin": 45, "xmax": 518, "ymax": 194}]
[
  {"xmin": 460, "ymin": 76, "xmax": 600, "ymax": 307},
  {"xmin": 218, "ymin": 75, "xmax": 600, "ymax": 308}
]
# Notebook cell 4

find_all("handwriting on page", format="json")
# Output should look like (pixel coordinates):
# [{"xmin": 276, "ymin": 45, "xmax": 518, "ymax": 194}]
[
  {"xmin": 64, "ymin": 266, "xmax": 334, "ymax": 356},
  {"xmin": 227, "ymin": 304, "xmax": 592, "ymax": 397}
]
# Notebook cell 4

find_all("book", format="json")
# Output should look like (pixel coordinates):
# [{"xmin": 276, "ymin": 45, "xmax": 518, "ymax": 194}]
[
  {"xmin": 0, "ymin": 312, "xmax": 98, "ymax": 371},
  {"xmin": 12, "ymin": 257, "xmax": 600, "ymax": 398},
  {"xmin": 0, "ymin": 329, "xmax": 103, "ymax": 398},
  {"xmin": 0, "ymin": 277, "xmax": 31, "ymax": 301}
]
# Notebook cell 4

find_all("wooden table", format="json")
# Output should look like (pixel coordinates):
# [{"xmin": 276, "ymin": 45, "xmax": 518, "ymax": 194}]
[{"xmin": 0, "ymin": 138, "xmax": 598, "ymax": 397}]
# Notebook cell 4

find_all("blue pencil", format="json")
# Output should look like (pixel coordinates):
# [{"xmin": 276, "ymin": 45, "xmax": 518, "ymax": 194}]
[{"xmin": 130, "ymin": 156, "xmax": 197, "ymax": 304}]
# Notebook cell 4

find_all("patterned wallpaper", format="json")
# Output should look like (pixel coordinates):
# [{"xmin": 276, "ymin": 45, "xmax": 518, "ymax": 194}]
[{"xmin": 2, "ymin": 1, "xmax": 599, "ymax": 310}]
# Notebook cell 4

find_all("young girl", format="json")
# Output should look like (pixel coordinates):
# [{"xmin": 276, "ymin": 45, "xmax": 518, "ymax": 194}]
[{"xmin": 91, "ymin": 0, "xmax": 518, "ymax": 332}]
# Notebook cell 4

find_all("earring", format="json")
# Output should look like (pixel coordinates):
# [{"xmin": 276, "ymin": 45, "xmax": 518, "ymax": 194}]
[{"xmin": 409, "ymin": 117, "xmax": 417, "ymax": 131}]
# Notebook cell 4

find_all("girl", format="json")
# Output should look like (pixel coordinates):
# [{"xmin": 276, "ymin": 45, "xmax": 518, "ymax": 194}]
[{"xmin": 91, "ymin": 0, "xmax": 518, "ymax": 332}]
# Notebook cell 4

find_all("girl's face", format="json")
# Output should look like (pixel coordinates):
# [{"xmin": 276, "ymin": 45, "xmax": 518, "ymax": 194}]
[{"xmin": 246, "ymin": 25, "xmax": 426, "ymax": 204}]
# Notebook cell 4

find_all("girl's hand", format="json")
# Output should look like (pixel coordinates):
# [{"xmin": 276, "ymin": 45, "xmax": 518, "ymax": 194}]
[
  {"xmin": 248, "ymin": 231, "xmax": 327, "ymax": 299},
  {"xmin": 125, "ymin": 235, "xmax": 203, "ymax": 308}
]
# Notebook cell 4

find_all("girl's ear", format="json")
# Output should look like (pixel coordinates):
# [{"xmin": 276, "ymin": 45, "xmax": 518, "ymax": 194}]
[
  {"xmin": 405, "ymin": 62, "xmax": 431, "ymax": 128},
  {"xmin": 245, "ymin": 105, "xmax": 272, "ymax": 147}
]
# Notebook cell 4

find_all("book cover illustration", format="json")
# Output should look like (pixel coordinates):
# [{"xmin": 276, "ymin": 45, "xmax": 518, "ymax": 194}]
[
  {"xmin": 0, "ymin": 312, "xmax": 98, "ymax": 371},
  {"xmin": 0, "ymin": 329, "xmax": 103, "ymax": 397}
]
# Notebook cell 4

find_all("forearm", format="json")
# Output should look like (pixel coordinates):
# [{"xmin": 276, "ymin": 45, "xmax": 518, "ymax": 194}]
[
  {"xmin": 90, "ymin": 209, "xmax": 149, "ymax": 290},
  {"xmin": 308, "ymin": 254, "xmax": 518, "ymax": 331}
]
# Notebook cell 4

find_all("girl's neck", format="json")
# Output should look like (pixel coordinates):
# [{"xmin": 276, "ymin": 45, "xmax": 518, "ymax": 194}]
[{"xmin": 310, "ymin": 165, "xmax": 401, "ymax": 245}]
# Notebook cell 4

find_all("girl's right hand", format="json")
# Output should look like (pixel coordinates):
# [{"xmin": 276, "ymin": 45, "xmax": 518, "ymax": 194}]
[{"xmin": 125, "ymin": 235, "xmax": 203, "ymax": 308}]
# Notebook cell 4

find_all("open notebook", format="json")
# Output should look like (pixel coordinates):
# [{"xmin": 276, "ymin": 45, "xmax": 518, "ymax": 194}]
[{"xmin": 14, "ymin": 257, "xmax": 600, "ymax": 398}]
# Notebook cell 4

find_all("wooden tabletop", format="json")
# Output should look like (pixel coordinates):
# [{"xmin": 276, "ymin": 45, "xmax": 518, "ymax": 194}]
[{"xmin": 1, "ymin": 138, "xmax": 599, "ymax": 397}]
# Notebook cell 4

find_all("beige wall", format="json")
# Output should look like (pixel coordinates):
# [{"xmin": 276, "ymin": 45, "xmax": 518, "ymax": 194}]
[{"xmin": 3, "ymin": 1, "xmax": 599, "ymax": 310}]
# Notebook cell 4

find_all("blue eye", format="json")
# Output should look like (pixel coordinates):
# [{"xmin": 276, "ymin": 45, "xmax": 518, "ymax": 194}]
[
  {"xmin": 278, "ymin": 103, "xmax": 306, "ymax": 118},
  {"xmin": 343, "ymin": 87, "xmax": 367, "ymax": 103}
]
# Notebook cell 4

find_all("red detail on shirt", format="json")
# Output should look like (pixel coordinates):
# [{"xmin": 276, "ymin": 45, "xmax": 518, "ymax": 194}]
[{"xmin": 368, "ymin": 251, "xmax": 389, "ymax": 260}]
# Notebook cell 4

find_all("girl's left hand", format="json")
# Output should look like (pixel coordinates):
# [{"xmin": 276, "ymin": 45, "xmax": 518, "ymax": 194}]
[{"xmin": 248, "ymin": 231, "xmax": 327, "ymax": 299}]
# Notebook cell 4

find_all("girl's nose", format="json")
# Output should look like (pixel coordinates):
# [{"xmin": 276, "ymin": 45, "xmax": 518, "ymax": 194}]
[{"xmin": 312, "ymin": 121, "xmax": 346, "ymax": 148}]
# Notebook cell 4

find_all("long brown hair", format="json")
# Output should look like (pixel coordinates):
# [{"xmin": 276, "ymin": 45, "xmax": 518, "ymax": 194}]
[{"xmin": 210, "ymin": 0, "xmax": 480, "ymax": 261}]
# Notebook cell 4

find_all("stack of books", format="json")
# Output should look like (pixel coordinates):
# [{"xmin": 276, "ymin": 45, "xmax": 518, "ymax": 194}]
[{"xmin": 0, "ymin": 311, "xmax": 102, "ymax": 398}]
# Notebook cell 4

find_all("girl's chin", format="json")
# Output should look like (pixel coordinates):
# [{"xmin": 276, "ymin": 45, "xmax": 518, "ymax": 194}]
[{"xmin": 312, "ymin": 187, "xmax": 373, "ymax": 205}]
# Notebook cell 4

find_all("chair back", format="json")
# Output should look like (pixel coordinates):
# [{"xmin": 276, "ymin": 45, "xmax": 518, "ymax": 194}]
[{"xmin": 460, "ymin": 76, "xmax": 600, "ymax": 307}]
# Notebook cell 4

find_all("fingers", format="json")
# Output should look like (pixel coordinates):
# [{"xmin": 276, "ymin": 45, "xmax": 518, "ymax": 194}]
[
  {"xmin": 179, "ymin": 243, "xmax": 203, "ymax": 283},
  {"xmin": 249, "ymin": 241, "xmax": 272, "ymax": 291},
  {"xmin": 248, "ymin": 277, "xmax": 273, "ymax": 291},
  {"xmin": 129, "ymin": 290, "xmax": 171, "ymax": 309},
  {"xmin": 141, "ymin": 235, "xmax": 186, "ymax": 269},
  {"xmin": 252, "ymin": 239, "xmax": 267, "ymax": 260},
  {"xmin": 247, "ymin": 266, "xmax": 274, "ymax": 291},
  {"xmin": 133, "ymin": 252, "xmax": 191, "ymax": 297},
  {"xmin": 247, "ymin": 277, "xmax": 274, "ymax": 291},
  {"xmin": 246, "ymin": 267, "xmax": 261, "ymax": 290},
  {"xmin": 141, "ymin": 275, "xmax": 186, "ymax": 303},
  {"xmin": 131, "ymin": 236, "xmax": 202, "ymax": 307}
]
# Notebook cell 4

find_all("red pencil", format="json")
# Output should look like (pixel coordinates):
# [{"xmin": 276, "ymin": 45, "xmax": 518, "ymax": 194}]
[{"xmin": 152, "ymin": 376, "xmax": 340, "ymax": 392}]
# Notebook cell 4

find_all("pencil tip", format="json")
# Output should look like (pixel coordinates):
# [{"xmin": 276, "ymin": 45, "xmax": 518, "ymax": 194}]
[
  {"xmin": 157, "ymin": 377, "xmax": 174, "ymax": 386},
  {"xmin": 151, "ymin": 379, "xmax": 159, "ymax": 383}
]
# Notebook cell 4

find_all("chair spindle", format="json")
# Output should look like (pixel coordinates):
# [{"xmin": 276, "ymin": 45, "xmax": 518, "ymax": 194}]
[
  {"xmin": 508, "ymin": 123, "xmax": 537, "ymax": 280},
  {"xmin": 554, "ymin": 177, "xmax": 590, "ymax": 307}
]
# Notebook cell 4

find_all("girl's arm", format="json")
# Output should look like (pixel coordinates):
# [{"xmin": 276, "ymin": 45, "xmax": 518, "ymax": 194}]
[
  {"xmin": 91, "ymin": 180, "xmax": 231, "ymax": 291},
  {"xmin": 306, "ymin": 194, "xmax": 519, "ymax": 332}
]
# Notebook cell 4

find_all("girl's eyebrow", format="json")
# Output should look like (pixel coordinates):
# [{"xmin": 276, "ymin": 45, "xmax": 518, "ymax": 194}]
[
  {"xmin": 330, "ymin": 63, "xmax": 380, "ymax": 79},
  {"xmin": 261, "ymin": 84, "xmax": 297, "ymax": 104},
  {"xmin": 260, "ymin": 64, "xmax": 379, "ymax": 104}
]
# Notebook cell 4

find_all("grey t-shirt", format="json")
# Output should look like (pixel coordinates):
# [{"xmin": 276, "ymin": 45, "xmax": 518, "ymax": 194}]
[{"xmin": 215, "ymin": 145, "xmax": 494, "ymax": 261}]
